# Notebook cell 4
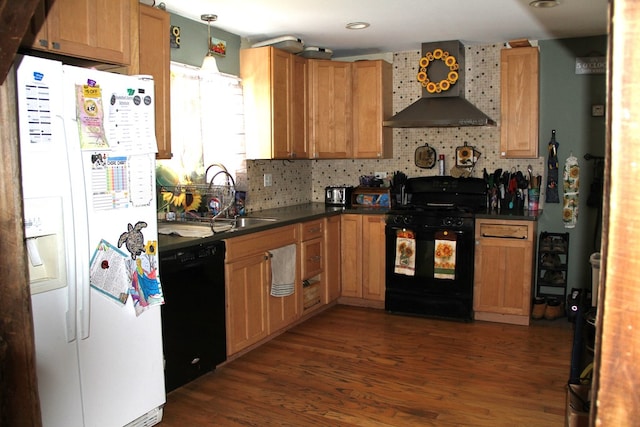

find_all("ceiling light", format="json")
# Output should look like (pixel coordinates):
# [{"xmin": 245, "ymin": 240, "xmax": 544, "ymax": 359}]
[
  {"xmin": 201, "ymin": 13, "xmax": 220, "ymax": 73},
  {"xmin": 346, "ymin": 22, "xmax": 370, "ymax": 30},
  {"xmin": 529, "ymin": 0, "xmax": 560, "ymax": 8}
]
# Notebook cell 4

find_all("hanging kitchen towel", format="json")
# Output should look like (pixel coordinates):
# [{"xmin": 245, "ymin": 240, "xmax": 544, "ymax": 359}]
[
  {"xmin": 434, "ymin": 230, "xmax": 457, "ymax": 280},
  {"xmin": 269, "ymin": 244, "xmax": 296, "ymax": 297},
  {"xmin": 563, "ymin": 154, "xmax": 580, "ymax": 228},
  {"xmin": 394, "ymin": 229, "xmax": 416, "ymax": 276},
  {"xmin": 546, "ymin": 130, "xmax": 560, "ymax": 203}
]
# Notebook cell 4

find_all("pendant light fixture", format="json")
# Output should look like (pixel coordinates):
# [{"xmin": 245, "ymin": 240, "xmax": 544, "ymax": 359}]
[{"xmin": 201, "ymin": 13, "xmax": 220, "ymax": 73}]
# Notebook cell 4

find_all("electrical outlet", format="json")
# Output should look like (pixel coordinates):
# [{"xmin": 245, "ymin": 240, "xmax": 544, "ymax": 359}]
[
  {"xmin": 263, "ymin": 173, "xmax": 272, "ymax": 187},
  {"xmin": 374, "ymin": 171, "xmax": 388, "ymax": 179}
]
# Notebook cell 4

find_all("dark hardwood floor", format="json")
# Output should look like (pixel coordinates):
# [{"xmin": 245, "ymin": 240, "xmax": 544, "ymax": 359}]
[{"xmin": 160, "ymin": 305, "xmax": 573, "ymax": 426}]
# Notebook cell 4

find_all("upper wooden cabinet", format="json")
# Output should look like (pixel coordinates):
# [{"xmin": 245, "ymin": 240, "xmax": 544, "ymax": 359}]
[
  {"xmin": 352, "ymin": 60, "xmax": 393, "ymax": 159},
  {"xmin": 500, "ymin": 46, "xmax": 539, "ymax": 159},
  {"xmin": 241, "ymin": 46, "xmax": 308, "ymax": 159},
  {"xmin": 24, "ymin": 0, "xmax": 133, "ymax": 66},
  {"xmin": 139, "ymin": 5, "xmax": 172, "ymax": 159},
  {"xmin": 308, "ymin": 59, "xmax": 353, "ymax": 159},
  {"xmin": 309, "ymin": 59, "xmax": 392, "ymax": 159}
]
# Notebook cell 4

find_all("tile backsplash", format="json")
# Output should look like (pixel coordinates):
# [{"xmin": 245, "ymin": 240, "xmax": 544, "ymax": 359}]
[{"xmin": 246, "ymin": 44, "xmax": 545, "ymax": 212}]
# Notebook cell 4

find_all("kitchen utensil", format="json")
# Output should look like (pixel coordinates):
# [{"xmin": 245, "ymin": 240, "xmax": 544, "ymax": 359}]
[{"xmin": 414, "ymin": 144, "xmax": 436, "ymax": 168}]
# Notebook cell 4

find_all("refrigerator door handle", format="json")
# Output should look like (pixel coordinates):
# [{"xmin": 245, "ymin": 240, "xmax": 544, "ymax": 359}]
[{"xmin": 61, "ymin": 114, "xmax": 92, "ymax": 340}]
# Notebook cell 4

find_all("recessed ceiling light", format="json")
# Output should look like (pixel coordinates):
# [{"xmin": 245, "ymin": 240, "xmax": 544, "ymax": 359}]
[
  {"xmin": 346, "ymin": 22, "xmax": 370, "ymax": 30},
  {"xmin": 529, "ymin": 0, "xmax": 560, "ymax": 7}
]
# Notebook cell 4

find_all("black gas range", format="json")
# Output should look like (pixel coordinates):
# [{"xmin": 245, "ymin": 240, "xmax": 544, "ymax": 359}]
[{"xmin": 385, "ymin": 176, "xmax": 487, "ymax": 321}]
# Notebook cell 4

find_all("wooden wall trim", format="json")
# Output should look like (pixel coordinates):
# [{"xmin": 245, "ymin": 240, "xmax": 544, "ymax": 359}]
[
  {"xmin": 0, "ymin": 0, "xmax": 42, "ymax": 84},
  {"xmin": 0, "ymin": 66, "xmax": 42, "ymax": 425},
  {"xmin": 591, "ymin": 0, "xmax": 640, "ymax": 425}
]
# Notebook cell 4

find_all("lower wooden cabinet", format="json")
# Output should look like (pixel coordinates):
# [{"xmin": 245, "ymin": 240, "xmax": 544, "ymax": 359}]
[
  {"xmin": 224, "ymin": 225, "xmax": 299, "ymax": 356},
  {"xmin": 340, "ymin": 214, "xmax": 386, "ymax": 307},
  {"xmin": 324, "ymin": 216, "xmax": 341, "ymax": 302},
  {"xmin": 225, "ymin": 252, "xmax": 269, "ymax": 355},
  {"xmin": 473, "ymin": 219, "xmax": 537, "ymax": 325}
]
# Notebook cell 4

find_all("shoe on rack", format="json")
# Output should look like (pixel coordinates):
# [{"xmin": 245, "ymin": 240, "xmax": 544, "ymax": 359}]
[
  {"xmin": 542, "ymin": 270, "xmax": 561, "ymax": 283},
  {"xmin": 552, "ymin": 271, "xmax": 565, "ymax": 285},
  {"xmin": 551, "ymin": 239, "xmax": 567, "ymax": 253},
  {"xmin": 540, "ymin": 236, "xmax": 553, "ymax": 251},
  {"xmin": 541, "ymin": 253, "xmax": 561, "ymax": 268}
]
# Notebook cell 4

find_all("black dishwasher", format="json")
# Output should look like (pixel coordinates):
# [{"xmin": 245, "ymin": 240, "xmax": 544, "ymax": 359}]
[{"xmin": 159, "ymin": 241, "xmax": 226, "ymax": 392}]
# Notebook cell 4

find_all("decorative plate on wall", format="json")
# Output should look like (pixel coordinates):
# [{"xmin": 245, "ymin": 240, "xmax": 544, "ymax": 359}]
[{"xmin": 415, "ymin": 144, "xmax": 436, "ymax": 168}]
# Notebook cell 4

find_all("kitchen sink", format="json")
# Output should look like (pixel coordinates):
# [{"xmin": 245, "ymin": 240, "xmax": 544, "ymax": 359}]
[
  {"xmin": 233, "ymin": 217, "xmax": 278, "ymax": 228},
  {"xmin": 159, "ymin": 216, "xmax": 279, "ymax": 237}
]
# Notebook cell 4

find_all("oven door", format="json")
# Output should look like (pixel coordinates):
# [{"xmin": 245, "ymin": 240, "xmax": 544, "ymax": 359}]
[{"xmin": 384, "ymin": 222, "xmax": 475, "ymax": 320}]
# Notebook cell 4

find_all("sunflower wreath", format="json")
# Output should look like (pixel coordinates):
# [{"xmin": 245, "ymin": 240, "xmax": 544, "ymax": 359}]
[{"xmin": 416, "ymin": 48, "xmax": 460, "ymax": 93}]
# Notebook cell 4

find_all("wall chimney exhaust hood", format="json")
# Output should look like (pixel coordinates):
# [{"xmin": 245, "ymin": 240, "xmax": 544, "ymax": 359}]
[{"xmin": 383, "ymin": 40, "xmax": 496, "ymax": 128}]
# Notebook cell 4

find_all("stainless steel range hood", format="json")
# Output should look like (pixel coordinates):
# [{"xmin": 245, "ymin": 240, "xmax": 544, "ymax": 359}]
[{"xmin": 383, "ymin": 40, "xmax": 496, "ymax": 128}]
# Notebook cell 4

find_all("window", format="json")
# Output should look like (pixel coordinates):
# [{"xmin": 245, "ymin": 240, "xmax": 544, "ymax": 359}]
[{"xmin": 157, "ymin": 62, "xmax": 245, "ymax": 186}]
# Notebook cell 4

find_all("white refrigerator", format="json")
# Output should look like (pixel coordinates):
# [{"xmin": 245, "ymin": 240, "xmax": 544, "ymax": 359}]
[{"xmin": 16, "ymin": 55, "xmax": 166, "ymax": 427}]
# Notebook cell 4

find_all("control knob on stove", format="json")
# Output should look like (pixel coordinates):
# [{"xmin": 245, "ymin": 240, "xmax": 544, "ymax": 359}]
[{"xmin": 443, "ymin": 217, "xmax": 464, "ymax": 227}]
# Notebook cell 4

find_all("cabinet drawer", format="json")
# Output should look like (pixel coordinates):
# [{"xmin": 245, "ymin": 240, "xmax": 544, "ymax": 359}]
[
  {"xmin": 301, "ymin": 238, "xmax": 323, "ymax": 279},
  {"xmin": 478, "ymin": 223, "xmax": 530, "ymax": 240},
  {"xmin": 300, "ymin": 219, "xmax": 324, "ymax": 241},
  {"xmin": 225, "ymin": 225, "xmax": 298, "ymax": 261}
]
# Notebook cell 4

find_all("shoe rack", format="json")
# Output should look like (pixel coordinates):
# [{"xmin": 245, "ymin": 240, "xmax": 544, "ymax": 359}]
[{"xmin": 536, "ymin": 232, "xmax": 570, "ymax": 301}]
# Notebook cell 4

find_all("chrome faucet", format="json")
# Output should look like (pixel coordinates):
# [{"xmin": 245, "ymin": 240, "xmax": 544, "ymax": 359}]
[
  {"xmin": 208, "ymin": 170, "xmax": 237, "ymax": 221},
  {"xmin": 205, "ymin": 163, "xmax": 231, "ymax": 187}
]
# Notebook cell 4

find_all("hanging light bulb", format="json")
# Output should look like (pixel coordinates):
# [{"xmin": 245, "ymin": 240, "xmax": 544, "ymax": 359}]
[{"xmin": 201, "ymin": 14, "xmax": 220, "ymax": 73}]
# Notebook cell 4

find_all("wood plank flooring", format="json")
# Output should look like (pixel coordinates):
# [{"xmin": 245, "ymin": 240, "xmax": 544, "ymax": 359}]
[{"xmin": 160, "ymin": 305, "xmax": 573, "ymax": 426}]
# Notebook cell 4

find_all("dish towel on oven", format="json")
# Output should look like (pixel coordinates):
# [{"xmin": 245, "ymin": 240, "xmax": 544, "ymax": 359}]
[
  {"xmin": 434, "ymin": 231, "xmax": 457, "ymax": 280},
  {"xmin": 269, "ymin": 244, "xmax": 296, "ymax": 297},
  {"xmin": 394, "ymin": 230, "xmax": 416, "ymax": 276}
]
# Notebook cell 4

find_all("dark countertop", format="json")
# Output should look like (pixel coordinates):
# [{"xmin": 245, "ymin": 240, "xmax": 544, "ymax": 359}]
[
  {"xmin": 476, "ymin": 209, "xmax": 542, "ymax": 221},
  {"xmin": 159, "ymin": 203, "xmax": 359, "ymax": 252},
  {"xmin": 158, "ymin": 202, "xmax": 540, "ymax": 253}
]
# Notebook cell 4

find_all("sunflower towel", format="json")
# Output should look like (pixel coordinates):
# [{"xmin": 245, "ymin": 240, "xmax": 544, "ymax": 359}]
[
  {"xmin": 434, "ymin": 231, "xmax": 457, "ymax": 280},
  {"xmin": 394, "ymin": 230, "xmax": 416, "ymax": 276},
  {"xmin": 563, "ymin": 155, "xmax": 580, "ymax": 228}
]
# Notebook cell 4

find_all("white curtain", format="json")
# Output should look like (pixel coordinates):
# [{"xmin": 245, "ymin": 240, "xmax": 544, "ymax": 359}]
[{"xmin": 159, "ymin": 62, "xmax": 245, "ymax": 185}]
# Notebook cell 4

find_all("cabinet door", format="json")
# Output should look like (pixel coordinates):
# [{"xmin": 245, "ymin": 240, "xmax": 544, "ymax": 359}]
[
  {"xmin": 362, "ymin": 215, "xmax": 386, "ymax": 301},
  {"xmin": 352, "ymin": 61, "xmax": 393, "ymax": 159},
  {"xmin": 225, "ymin": 253, "xmax": 269, "ymax": 355},
  {"xmin": 139, "ymin": 5, "xmax": 171, "ymax": 159},
  {"xmin": 324, "ymin": 216, "xmax": 341, "ymax": 302},
  {"xmin": 340, "ymin": 214, "xmax": 362, "ymax": 298},
  {"xmin": 309, "ymin": 60, "xmax": 352, "ymax": 158},
  {"xmin": 290, "ymin": 54, "xmax": 309, "ymax": 159},
  {"xmin": 473, "ymin": 220, "xmax": 535, "ymax": 324},
  {"xmin": 271, "ymin": 48, "xmax": 293, "ymax": 159},
  {"xmin": 268, "ymin": 280, "xmax": 300, "ymax": 336},
  {"xmin": 45, "ymin": 0, "xmax": 131, "ymax": 65},
  {"xmin": 301, "ymin": 238, "xmax": 323, "ymax": 280},
  {"xmin": 500, "ymin": 47, "xmax": 539, "ymax": 158}
]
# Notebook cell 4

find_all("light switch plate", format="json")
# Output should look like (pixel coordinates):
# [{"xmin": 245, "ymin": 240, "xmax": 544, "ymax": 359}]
[{"xmin": 263, "ymin": 173, "xmax": 272, "ymax": 187}]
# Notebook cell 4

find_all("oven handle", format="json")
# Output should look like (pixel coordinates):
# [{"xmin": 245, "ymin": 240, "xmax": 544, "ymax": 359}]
[{"xmin": 481, "ymin": 233, "xmax": 527, "ymax": 239}]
